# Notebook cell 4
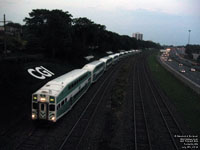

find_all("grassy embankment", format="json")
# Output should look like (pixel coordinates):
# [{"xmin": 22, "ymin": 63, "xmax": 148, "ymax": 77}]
[
  {"xmin": 148, "ymin": 52, "xmax": 200, "ymax": 133},
  {"xmin": 98, "ymin": 61, "xmax": 130, "ymax": 149}
]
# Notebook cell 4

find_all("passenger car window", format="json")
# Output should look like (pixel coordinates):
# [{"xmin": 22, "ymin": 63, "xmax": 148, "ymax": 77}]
[{"xmin": 57, "ymin": 104, "xmax": 60, "ymax": 110}]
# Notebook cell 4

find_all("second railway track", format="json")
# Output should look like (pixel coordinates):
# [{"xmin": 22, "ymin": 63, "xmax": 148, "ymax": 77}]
[
  {"xmin": 142, "ymin": 56, "xmax": 184, "ymax": 150},
  {"xmin": 133, "ymin": 60, "xmax": 152, "ymax": 150}
]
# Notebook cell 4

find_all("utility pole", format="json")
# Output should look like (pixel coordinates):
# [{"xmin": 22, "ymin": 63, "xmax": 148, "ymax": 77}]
[
  {"xmin": 188, "ymin": 29, "xmax": 191, "ymax": 45},
  {"xmin": 0, "ymin": 14, "xmax": 11, "ymax": 57}
]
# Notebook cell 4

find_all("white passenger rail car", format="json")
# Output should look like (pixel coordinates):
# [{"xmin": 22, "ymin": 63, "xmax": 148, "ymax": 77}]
[
  {"xmin": 108, "ymin": 54, "xmax": 118, "ymax": 65},
  {"xmin": 99, "ymin": 57, "xmax": 112, "ymax": 71},
  {"xmin": 82, "ymin": 60, "xmax": 105, "ymax": 83},
  {"xmin": 32, "ymin": 69, "xmax": 91, "ymax": 122}
]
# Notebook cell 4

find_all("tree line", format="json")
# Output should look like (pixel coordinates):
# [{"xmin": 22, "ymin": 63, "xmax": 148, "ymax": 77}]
[
  {"xmin": 185, "ymin": 44, "xmax": 200, "ymax": 61},
  {"xmin": 185, "ymin": 44, "xmax": 200, "ymax": 55},
  {"xmin": 2, "ymin": 9, "xmax": 162, "ymax": 59}
]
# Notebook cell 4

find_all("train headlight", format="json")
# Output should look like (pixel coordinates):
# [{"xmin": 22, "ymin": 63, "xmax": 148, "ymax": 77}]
[
  {"xmin": 32, "ymin": 114, "xmax": 36, "ymax": 119},
  {"xmin": 33, "ymin": 95, "xmax": 37, "ymax": 102},
  {"xmin": 50, "ymin": 98, "xmax": 55, "ymax": 103},
  {"xmin": 40, "ymin": 97, "xmax": 46, "ymax": 102},
  {"xmin": 51, "ymin": 116, "xmax": 56, "ymax": 122},
  {"xmin": 50, "ymin": 96, "xmax": 55, "ymax": 103}
]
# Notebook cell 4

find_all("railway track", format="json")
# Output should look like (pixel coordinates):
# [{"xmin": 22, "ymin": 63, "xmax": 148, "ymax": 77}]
[
  {"xmin": 132, "ymin": 57, "xmax": 152, "ymax": 150},
  {"xmin": 0, "ymin": 114, "xmax": 27, "ymax": 136},
  {"xmin": 142, "ymin": 56, "xmax": 184, "ymax": 150},
  {"xmin": 15, "ymin": 121, "xmax": 52, "ymax": 150},
  {"xmin": 58, "ymin": 57, "xmax": 131, "ymax": 150}
]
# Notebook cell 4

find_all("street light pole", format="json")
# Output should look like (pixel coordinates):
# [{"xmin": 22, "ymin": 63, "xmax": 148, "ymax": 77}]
[{"xmin": 188, "ymin": 29, "xmax": 191, "ymax": 45}]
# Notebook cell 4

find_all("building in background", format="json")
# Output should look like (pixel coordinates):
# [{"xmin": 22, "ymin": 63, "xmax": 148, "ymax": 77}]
[
  {"xmin": 176, "ymin": 47, "xmax": 185, "ymax": 55},
  {"xmin": 132, "ymin": 32, "xmax": 143, "ymax": 40}
]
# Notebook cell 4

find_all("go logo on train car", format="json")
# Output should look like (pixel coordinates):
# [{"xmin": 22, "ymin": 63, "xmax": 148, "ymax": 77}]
[{"xmin": 27, "ymin": 66, "xmax": 54, "ymax": 79}]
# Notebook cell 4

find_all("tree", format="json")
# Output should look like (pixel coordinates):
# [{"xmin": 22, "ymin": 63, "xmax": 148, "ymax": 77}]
[
  {"xmin": 6, "ymin": 22, "xmax": 21, "ymax": 29},
  {"xmin": 72, "ymin": 17, "xmax": 106, "ymax": 56},
  {"xmin": 185, "ymin": 44, "xmax": 200, "ymax": 55},
  {"xmin": 24, "ymin": 9, "xmax": 73, "ymax": 58}
]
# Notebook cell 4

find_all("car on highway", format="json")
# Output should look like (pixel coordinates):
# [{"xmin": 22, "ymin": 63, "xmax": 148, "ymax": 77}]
[
  {"xmin": 190, "ymin": 68, "xmax": 196, "ymax": 72},
  {"xmin": 180, "ymin": 69, "xmax": 185, "ymax": 73},
  {"xmin": 179, "ymin": 63, "xmax": 183, "ymax": 66},
  {"xmin": 168, "ymin": 59, "xmax": 172, "ymax": 62}
]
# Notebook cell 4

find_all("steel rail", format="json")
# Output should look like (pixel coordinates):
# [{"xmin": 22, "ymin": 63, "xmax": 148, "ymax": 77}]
[
  {"xmin": 132, "ymin": 58, "xmax": 152, "ymax": 150},
  {"xmin": 144, "ymin": 60, "xmax": 184, "ymax": 134},
  {"xmin": 143, "ymin": 58, "xmax": 180, "ymax": 150},
  {"xmin": 136, "ymin": 61, "xmax": 152, "ymax": 150}
]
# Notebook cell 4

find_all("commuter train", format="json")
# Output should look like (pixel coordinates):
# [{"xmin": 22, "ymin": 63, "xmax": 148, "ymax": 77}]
[{"xmin": 31, "ymin": 50, "xmax": 138, "ymax": 122}]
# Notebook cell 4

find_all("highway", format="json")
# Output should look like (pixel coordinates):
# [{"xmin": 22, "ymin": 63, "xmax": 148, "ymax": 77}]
[
  {"xmin": 160, "ymin": 51, "xmax": 200, "ymax": 86},
  {"xmin": 170, "ymin": 49, "xmax": 200, "ymax": 70}
]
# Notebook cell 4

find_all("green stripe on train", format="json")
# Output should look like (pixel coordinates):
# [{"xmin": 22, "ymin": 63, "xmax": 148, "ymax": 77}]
[
  {"xmin": 56, "ymin": 81, "xmax": 91, "ymax": 117},
  {"xmin": 56, "ymin": 73, "xmax": 91, "ymax": 103}
]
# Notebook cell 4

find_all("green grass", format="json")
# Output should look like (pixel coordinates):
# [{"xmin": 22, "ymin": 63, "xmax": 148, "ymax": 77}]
[
  {"xmin": 148, "ymin": 52, "xmax": 200, "ymax": 133},
  {"xmin": 111, "ymin": 63, "xmax": 129, "ymax": 112}
]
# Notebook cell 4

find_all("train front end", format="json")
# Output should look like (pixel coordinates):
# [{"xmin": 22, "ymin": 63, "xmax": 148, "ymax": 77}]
[{"xmin": 32, "ymin": 93, "xmax": 56, "ymax": 122}]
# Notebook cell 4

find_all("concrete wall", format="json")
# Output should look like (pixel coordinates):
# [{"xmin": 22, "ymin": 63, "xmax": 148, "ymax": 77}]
[{"xmin": 157, "ymin": 56, "xmax": 200, "ymax": 95}]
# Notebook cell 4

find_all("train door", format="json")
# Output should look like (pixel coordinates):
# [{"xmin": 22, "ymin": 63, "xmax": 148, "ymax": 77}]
[{"xmin": 38, "ymin": 103, "xmax": 48, "ymax": 119}]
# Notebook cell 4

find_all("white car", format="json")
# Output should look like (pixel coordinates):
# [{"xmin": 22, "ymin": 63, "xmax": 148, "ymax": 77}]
[
  {"xmin": 190, "ymin": 68, "xmax": 196, "ymax": 72},
  {"xmin": 179, "ymin": 63, "xmax": 183, "ymax": 66},
  {"xmin": 168, "ymin": 59, "xmax": 172, "ymax": 62},
  {"xmin": 180, "ymin": 69, "xmax": 185, "ymax": 73}
]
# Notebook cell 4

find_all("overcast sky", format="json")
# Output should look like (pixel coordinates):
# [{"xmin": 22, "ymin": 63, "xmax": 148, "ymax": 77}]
[{"xmin": 0, "ymin": 0, "xmax": 200, "ymax": 45}]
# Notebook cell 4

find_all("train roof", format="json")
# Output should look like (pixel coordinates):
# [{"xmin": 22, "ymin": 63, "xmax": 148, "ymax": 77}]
[
  {"xmin": 109, "ymin": 54, "xmax": 119, "ymax": 58},
  {"xmin": 108, "ymin": 54, "xmax": 115, "ymax": 58},
  {"xmin": 83, "ymin": 60, "xmax": 104, "ymax": 71},
  {"xmin": 100, "ymin": 56, "xmax": 112, "ymax": 61},
  {"xmin": 83, "ymin": 60, "xmax": 103, "ymax": 67},
  {"xmin": 89, "ymin": 60, "xmax": 104, "ymax": 65},
  {"xmin": 34, "ymin": 69, "xmax": 88, "ymax": 96}
]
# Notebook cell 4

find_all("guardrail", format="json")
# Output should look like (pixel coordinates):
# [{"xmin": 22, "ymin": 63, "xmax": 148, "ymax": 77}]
[{"xmin": 157, "ymin": 56, "xmax": 200, "ymax": 95}]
